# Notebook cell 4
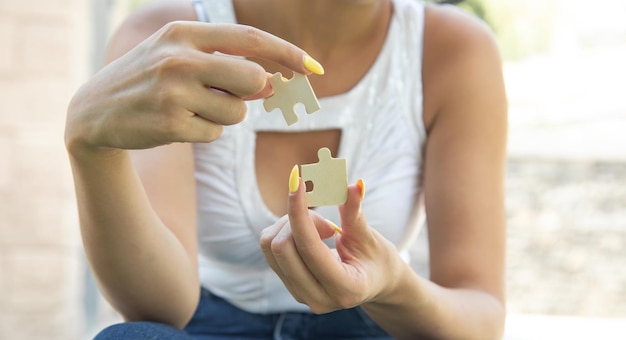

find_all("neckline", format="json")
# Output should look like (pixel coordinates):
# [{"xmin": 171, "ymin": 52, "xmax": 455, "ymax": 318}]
[
  {"xmin": 222, "ymin": 0, "xmax": 398, "ymax": 104},
  {"xmin": 239, "ymin": 2, "xmax": 399, "ymax": 132}
]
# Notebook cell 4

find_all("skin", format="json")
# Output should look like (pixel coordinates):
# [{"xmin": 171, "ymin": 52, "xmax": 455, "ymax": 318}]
[{"xmin": 65, "ymin": 0, "xmax": 508, "ymax": 338}]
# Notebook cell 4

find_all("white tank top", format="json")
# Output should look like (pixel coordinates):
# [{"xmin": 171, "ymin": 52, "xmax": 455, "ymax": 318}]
[{"xmin": 193, "ymin": 0, "xmax": 427, "ymax": 313}]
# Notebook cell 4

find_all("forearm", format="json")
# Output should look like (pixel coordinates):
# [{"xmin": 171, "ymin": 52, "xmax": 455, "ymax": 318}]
[
  {"xmin": 68, "ymin": 147, "xmax": 199, "ymax": 328},
  {"xmin": 362, "ymin": 262, "xmax": 505, "ymax": 340}
]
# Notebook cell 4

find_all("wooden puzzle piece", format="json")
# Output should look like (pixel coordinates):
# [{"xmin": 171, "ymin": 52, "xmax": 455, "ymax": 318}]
[
  {"xmin": 263, "ymin": 72, "xmax": 320, "ymax": 126},
  {"xmin": 300, "ymin": 147, "xmax": 348, "ymax": 207}
]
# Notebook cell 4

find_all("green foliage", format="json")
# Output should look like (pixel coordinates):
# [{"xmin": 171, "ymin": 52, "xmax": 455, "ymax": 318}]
[
  {"xmin": 129, "ymin": 0, "xmax": 152, "ymax": 10},
  {"xmin": 432, "ymin": 0, "xmax": 559, "ymax": 60},
  {"xmin": 482, "ymin": 0, "xmax": 558, "ymax": 60}
]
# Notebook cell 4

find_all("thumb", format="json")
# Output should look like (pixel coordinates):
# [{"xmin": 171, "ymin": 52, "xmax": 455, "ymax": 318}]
[
  {"xmin": 338, "ymin": 179, "xmax": 366, "ymax": 234},
  {"xmin": 243, "ymin": 72, "xmax": 275, "ymax": 100},
  {"xmin": 287, "ymin": 165, "xmax": 336, "ymax": 241}
]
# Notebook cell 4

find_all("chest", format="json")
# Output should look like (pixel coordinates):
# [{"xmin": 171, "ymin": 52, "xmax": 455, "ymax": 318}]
[
  {"xmin": 194, "ymin": 88, "xmax": 425, "ymax": 258},
  {"xmin": 254, "ymin": 130, "xmax": 341, "ymax": 217}
]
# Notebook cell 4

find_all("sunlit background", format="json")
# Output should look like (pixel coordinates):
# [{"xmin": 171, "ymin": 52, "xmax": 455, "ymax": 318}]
[{"xmin": 0, "ymin": 0, "xmax": 624, "ymax": 339}]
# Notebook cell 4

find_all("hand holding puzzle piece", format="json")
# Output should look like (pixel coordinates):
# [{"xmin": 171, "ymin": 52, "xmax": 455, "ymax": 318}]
[{"xmin": 263, "ymin": 72, "xmax": 320, "ymax": 126}]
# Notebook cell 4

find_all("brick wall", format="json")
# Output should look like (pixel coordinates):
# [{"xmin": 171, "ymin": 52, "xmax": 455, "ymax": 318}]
[{"xmin": 0, "ymin": 0, "xmax": 89, "ymax": 338}]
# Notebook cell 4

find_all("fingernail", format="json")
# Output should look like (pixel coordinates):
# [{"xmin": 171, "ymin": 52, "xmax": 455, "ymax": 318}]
[
  {"xmin": 289, "ymin": 165, "xmax": 300, "ymax": 194},
  {"xmin": 303, "ymin": 55, "xmax": 325, "ymax": 75},
  {"xmin": 326, "ymin": 219, "xmax": 343, "ymax": 235},
  {"xmin": 356, "ymin": 179, "xmax": 366, "ymax": 201}
]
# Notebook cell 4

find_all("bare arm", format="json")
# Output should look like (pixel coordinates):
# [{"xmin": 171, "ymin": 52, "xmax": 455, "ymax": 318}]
[
  {"xmin": 69, "ymin": 145, "xmax": 200, "ymax": 328},
  {"xmin": 362, "ymin": 6, "xmax": 508, "ymax": 339},
  {"xmin": 66, "ymin": 1, "xmax": 315, "ymax": 328},
  {"xmin": 68, "ymin": 3, "xmax": 202, "ymax": 328}
]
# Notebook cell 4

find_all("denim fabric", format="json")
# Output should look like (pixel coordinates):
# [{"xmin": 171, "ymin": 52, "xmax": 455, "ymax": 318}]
[
  {"xmin": 94, "ymin": 321, "xmax": 192, "ymax": 340},
  {"xmin": 94, "ymin": 288, "xmax": 393, "ymax": 340}
]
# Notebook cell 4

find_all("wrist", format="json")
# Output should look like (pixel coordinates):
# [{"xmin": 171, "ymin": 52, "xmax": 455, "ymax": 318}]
[
  {"xmin": 65, "ymin": 91, "xmax": 124, "ymax": 161},
  {"xmin": 65, "ymin": 125, "xmax": 124, "ymax": 163},
  {"xmin": 65, "ymin": 130, "xmax": 123, "ymax": 162},
  {"xmin": 366, "ymin": 254, "xmax": 423, "ymax": 309}
]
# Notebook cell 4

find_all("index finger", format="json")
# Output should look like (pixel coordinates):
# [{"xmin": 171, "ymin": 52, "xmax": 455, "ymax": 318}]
[{"xmin": 173, "ymin": 22, "xmax": 323, "ymax": 75}]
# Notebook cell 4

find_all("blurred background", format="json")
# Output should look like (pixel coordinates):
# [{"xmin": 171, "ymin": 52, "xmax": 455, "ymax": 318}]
[{"xmin": 0, "ymin": 0, "xmax": 624, "ymax": 339}]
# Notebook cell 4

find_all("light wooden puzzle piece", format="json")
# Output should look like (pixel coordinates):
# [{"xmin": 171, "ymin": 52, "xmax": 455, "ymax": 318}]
[
  {"xmin": 263, "ymin": 72, "xmax": 320, "ymax": 126},
  {"xmin": 301, "ymin": 147, "xmax": 348, "ymax": 207}
]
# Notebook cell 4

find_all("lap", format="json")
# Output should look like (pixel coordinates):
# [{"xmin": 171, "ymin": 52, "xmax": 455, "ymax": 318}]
[
  {"xmin": 93, "ymin": 288, "xmax": 392, "ymax": 339},
  {"xmin": 94, "ymin": 321, "xmax": 192, "ymax": 340}
]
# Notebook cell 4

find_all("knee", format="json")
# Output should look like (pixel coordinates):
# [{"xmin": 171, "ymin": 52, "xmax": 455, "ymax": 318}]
[{"xmin": 94, "ymin": 321, "xmax": 191, "ymax": 340}]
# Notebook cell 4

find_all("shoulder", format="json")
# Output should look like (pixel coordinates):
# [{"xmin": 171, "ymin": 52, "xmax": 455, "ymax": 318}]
[
  {"xmin": 421, "ymin": 4, "xmax": 505, "ymax": 130},
  {"xmin": 106, "ymin": 0, "xmax": 197, "ymax": 61},
  {"xmin": 423, "ymin": 4, "xmax": 499, "ymax": 60}
]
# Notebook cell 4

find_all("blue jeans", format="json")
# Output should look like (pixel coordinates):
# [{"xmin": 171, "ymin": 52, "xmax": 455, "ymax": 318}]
[{"xmin": 94, "ymin": 288, "xmax": 393, "ymax": 339}]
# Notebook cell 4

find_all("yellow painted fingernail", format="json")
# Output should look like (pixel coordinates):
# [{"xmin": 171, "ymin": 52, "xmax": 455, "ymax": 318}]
[
  {"xmin": 356, "ymin": 179, "xmax": 366, "ymax": 200},
  {"xmin": 289, "ymin": 165, "xmax": 300, "ymax": 194},
  {"xmin": 326, "ymin": 219, "xmax": 343, "ymax": 235},
  {"xmin": 303, "ymin": 55, "xmax": 325, "ymax": 75}
]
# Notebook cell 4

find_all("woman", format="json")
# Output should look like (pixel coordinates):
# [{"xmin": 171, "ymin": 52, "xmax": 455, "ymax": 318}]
[{"xmin": 65, "ymin": 0, "xmax": 507, "ymax": 338}]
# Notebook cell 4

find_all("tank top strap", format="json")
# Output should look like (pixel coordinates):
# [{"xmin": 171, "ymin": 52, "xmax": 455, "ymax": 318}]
[{"xmin": 192, "ymin": 0, "xmax": 237, "ymax": 24}]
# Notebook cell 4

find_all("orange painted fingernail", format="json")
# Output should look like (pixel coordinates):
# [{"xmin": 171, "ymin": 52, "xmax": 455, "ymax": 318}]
[
  {"xmin": 289, "ymin": 165, "xmax": 300, "ymax": 194},
  {"xmin": 356, "ymin": 179, "xmax": 365, "ymax": 200},
  {"xmin": 326, "ymin": 219, "xmax": 342, "ymax": 235}
]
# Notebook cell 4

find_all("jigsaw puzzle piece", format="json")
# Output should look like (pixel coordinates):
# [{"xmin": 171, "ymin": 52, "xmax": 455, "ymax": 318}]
[
  {"xmin": 263, "ymin": 72, "xmax": 320, "ymax": 126},
  {"xmin": 300, "ymin": 147, "xmax": 348, "ymax": 207}
]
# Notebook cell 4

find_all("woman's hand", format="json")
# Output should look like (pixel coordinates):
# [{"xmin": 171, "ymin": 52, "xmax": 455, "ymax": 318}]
[
  {"xmin": 65, "ymin": 22, "xmax": 318, "ymax": 153},
  {"xmin": 260, "ymin": 166, "xmax": 406, "ymax": 314}
]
